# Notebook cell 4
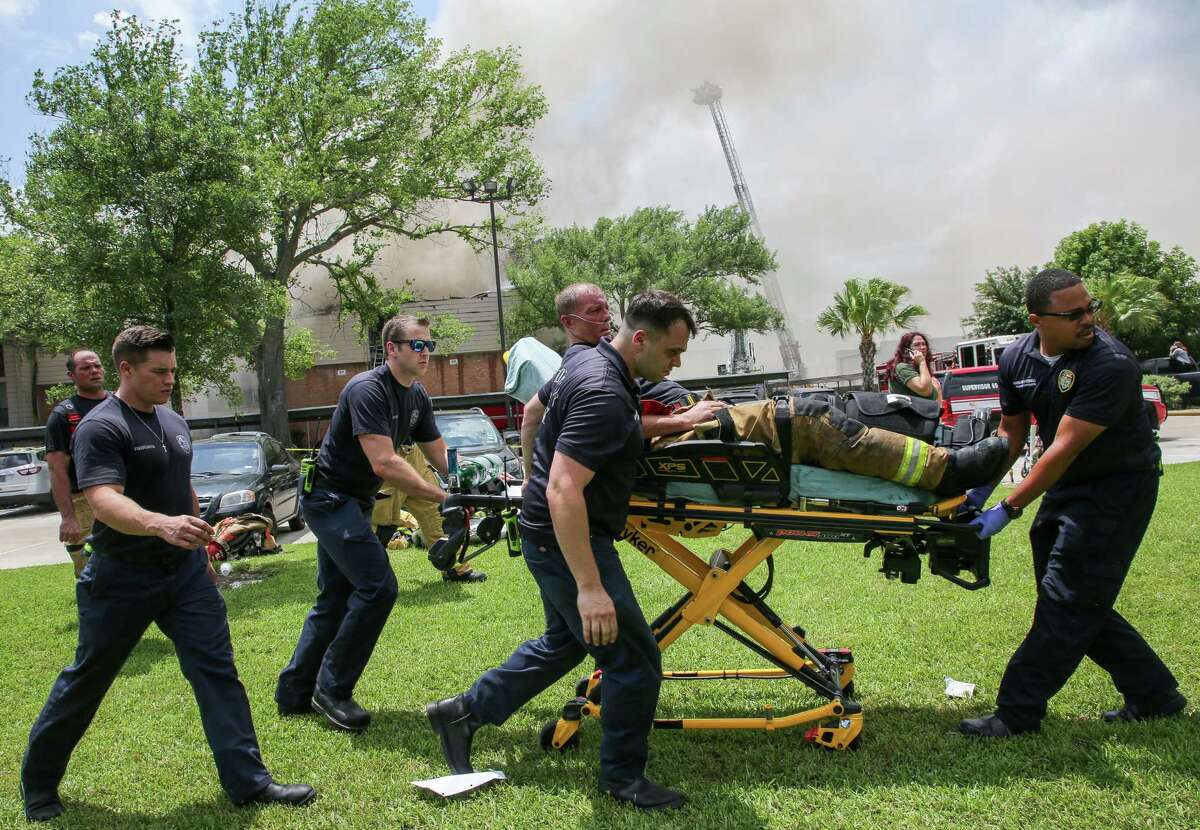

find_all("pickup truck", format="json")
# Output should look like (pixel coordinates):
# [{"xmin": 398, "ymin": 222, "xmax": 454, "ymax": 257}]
[{"xmin": 1138, "ymin": 357, "xmax": 1200, "ymax": 406}]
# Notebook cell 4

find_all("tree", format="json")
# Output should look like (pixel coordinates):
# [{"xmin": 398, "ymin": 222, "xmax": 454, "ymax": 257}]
[
  {"xmin": 330, "ymin": 271, "xmax": 474, "ymax": 356},
  {"xmin": 0, "ymin": 14, "xmax": 285, "ymax": 410},
  {"xmin": 963, "ymin": 265, "xmax": 1036, "ymax": 337},
  {"xmin": 815, "ymin": 278, "xmax": 927, "ymax": 391},
  {"xmin": 1052, "ymin": 219, "xmax": 1200, "ymax": 356},
  {"xmin": 1083, "ymin": 273, "xmax": 1166, "ymax": 341},
  {"xmin": 196, "ymin": 0, "xmax": 548, "ymax": 440},
  {"xmin": 504, "ymin": 205, "xmax": 782, "ymax": 341},
  {"xmin": 0, "ymin": 233, "xmax": 80, "ymax": 420}
]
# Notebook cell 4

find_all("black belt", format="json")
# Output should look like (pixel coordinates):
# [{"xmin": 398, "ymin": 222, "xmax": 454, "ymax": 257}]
[{"xmin": 91, "ymin": 547, "xmax": 189, "ymax": 571}]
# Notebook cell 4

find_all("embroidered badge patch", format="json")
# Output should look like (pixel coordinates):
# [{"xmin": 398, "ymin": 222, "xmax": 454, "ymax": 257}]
[
  {"xmin": 176, "ymin": 434, "xmax": 190, "ymax": 452},
  {"xmin": 1057, "ymin": 369, "xmax": 1075, "ymax": 393}
]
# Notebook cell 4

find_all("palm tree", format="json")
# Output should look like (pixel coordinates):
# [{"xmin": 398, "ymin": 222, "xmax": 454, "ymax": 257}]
[
  {"xmin": 816, "ymin": 277, "xmax": 927, "ymax": 391},
  {"xmin": 1084, "ymin": 273, "xmax": 1166, "ymax": 340}
]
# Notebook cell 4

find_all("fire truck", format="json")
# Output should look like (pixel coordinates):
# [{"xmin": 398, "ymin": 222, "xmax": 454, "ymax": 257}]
[{"xmin": 882, "ymin": 334, "xmax": 1166, "ymax": 430}]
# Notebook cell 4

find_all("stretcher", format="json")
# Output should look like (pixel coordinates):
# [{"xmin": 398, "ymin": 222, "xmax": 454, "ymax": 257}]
[{"xmin": 434, "ymin": 439, "xmax": 990, "ymax": 752}]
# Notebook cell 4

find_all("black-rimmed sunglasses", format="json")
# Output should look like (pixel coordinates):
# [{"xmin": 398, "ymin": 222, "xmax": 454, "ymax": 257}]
[
  {"xmin": 1037, "ymin": 298, "xmax": 1102, "ymax": 321},
  {"xmin": 392, "ymin": 338, "xmax": 438, "ymax": 353}
]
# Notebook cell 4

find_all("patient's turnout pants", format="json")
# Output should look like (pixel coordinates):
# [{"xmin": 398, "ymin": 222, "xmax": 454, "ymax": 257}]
[
  {"xmin": 371, "ymin": 443, "xmax": 444, "ymax": 546},
  {"xmin": 657, "ymin": 397, "xmax": 951, "ymax": 491}
]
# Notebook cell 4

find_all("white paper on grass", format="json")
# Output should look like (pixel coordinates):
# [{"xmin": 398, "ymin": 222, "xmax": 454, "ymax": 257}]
[
  {"xmin": 412, "ymin": 770, "xmax": 506, "ymax": 799},
  {"xmin": 945, "ymin": 677, "xmax": 976, "ymax": 698}
]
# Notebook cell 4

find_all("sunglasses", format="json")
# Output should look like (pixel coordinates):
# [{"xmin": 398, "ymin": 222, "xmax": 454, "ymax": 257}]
[
  {"xmin": 1037, "ymin": 298, "xmax": 1102, "ymax": 322},
  {"xmin": 392, "ymin": 338, "xmax": 438, "ymax": 353}
]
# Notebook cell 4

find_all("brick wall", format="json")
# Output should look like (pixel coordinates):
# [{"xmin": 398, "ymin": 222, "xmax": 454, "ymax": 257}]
[
  {"xmin": 281, "ymin": 352, "xmax": 503, "ymax": 448},
  {"xmin": 284, "ymin": 362, "xmax": 368, "ymax": 409},
  {"xmin": 422, "ymin": 352, "xmax": 503, "ymax": 396}
]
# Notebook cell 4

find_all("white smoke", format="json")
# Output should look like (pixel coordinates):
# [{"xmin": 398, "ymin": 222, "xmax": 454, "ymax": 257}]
[{"xmin": 431, "ymin": 0, "xmax": 1200, "ymax": 376}]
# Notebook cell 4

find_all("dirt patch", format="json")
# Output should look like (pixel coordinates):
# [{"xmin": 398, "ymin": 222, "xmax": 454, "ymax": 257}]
[{"xmin": 213, "ymin": 565, "xmax": 273, "ymax": 590}]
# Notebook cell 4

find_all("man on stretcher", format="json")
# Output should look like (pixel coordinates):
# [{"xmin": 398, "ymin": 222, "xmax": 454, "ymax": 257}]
[{"xmin": 515, "ymin": 283, "xmax": 1009, "ymax": 498}]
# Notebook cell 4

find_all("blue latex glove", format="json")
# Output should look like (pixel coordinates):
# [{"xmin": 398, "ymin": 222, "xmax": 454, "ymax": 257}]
[
  {"xmin": 963, "ymin": 482, "xmax": 998, "ymax": 512},
  {"xmin": 970, "ymin": 503, "xmax": 1012, "ymax": 539}
]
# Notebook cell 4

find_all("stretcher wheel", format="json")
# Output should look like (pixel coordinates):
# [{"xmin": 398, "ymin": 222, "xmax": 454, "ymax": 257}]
[
  {"xmin": 574, "ymin": 675, "xmax": 602, "ymax": 703},
  {"xmin": 841, "ymin": 682, "xmax": 856, "ymax": 701},
  {"xmin": 539, "ymin": 719, "xmax": 581, "ymax": 752}
]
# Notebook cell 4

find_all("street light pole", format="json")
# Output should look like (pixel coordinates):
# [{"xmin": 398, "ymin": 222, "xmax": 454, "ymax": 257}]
[
  {"xmin": 488, "ymin": 197, "xmax": 507, "ymax": 357},
  {"xmin": 463, "ymin": 176, "xmax": 516, "ymax": 428}
]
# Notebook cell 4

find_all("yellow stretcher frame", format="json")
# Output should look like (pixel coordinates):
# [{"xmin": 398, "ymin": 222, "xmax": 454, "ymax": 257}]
[
  {"xmin": 438, "ymin": 474, "xmax": 988, "ymax": 754},
  {"xmin": 533, "ymin": 491, "xmax": 986, "ymax": 754}
]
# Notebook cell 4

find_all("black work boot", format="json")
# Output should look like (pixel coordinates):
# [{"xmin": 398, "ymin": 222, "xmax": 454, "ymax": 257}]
[
  {"xmin": 234, "ymin": 780, "xmax": 317, "ymax": 808},
  {"xmin": 425, "ymin": 694, "xmax": 480, "ymax": 774},
  {"xmin": 601, "ymin": 776, "xmax": 687, "ymax": 810},
  {"xmin": 311, "ymin": 688, "xmax": 371, "ymax": 732},
  {"xmin": 958, "ymin": 712, "xmax": 1037, "ymax": 738},
  {"xmin": 936, "ymin": 436, "xmax": 1010, "ymax": 496},
  {"xmin": 1103, "ymin": 691, "xmax": 1187, "ymax": 723}
]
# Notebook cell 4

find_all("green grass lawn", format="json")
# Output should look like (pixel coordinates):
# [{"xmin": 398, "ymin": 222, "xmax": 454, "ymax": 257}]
[{"xmin": 2, "ymin": 465, "xmax": 1198, "ymax": 829}]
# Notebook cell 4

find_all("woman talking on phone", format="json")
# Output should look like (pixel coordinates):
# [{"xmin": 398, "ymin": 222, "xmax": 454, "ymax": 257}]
[{"xmin": 885, "ymin": 331, "xmax": 941, "ymax": 400}]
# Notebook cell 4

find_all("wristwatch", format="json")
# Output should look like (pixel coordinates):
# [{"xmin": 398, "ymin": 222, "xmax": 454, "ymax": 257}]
[{"xmin": 1000, "ymin": 498, "xmax": 1023, "ymax": 519}]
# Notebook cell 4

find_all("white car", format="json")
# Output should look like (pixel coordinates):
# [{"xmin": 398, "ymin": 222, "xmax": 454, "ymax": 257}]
[{"xmin": 0, "ymin": 447, "xmax": 54, "ymax": 509}]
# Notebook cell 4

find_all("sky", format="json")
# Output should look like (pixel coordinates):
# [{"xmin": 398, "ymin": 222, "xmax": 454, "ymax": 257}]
[{"xmin": 4, "ymin": 1, "xmax": 1199, "ymax": 376}]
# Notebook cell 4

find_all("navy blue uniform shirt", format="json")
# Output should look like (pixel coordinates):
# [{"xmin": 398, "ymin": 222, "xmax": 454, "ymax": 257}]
[
  {"xmin": 316, "ymin": 365, "xmax": 439, "ymax": 501},
  {"xmin": 534, "ymin": 343, "xmax": 595, "ymax": 406},
  {"xmin": 998, "ymin": 329, "xmax": 1159, "ymax": 487},
  {"xmin": 71, "ymin": 395, "xmax": 195, "ymax": 558},
  {"xmin": 520, "ymin": 339, "xmax": 644, "ymax": 545},
  {"xmin": 45, "ymin": 392, "xmax": 109, "ymax": 492}
]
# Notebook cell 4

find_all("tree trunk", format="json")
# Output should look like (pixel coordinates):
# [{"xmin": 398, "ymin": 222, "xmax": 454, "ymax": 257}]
[
  {"xmin": 258, "ymin": 315, "xmax": 289, "ymax": 443},
  {"xmin": 28, "ymin": 346, "xmax": 39, "ymax": 422},
  {"xmin": 859, "ymin": 335, "xmax": 878, "ymax": 392}
]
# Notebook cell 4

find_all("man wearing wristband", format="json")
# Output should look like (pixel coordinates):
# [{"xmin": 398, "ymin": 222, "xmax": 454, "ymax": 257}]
[
  {"xmin": 44, "ymin": 349, "xmax": 109, "ymax": 578},
  {"xmin": 960, "ymin": 269, "xmax": 1184, "ymax": 738}
]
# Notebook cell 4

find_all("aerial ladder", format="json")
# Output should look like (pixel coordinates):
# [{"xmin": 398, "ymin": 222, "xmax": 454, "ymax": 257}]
[{"xmin": 693, "ymin": 81, "xmax": 804, "ymax": 376}]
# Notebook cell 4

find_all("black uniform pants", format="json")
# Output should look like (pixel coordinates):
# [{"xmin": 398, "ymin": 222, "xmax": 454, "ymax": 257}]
[
  {"xmin": 22, "ymin": 550, "xmax": 272, "ymax": 804},
  {"xmin": 277, "ymin": 486, "xmax": 398, "ymax": 708},
  {"xmin": 996, "ymin": 470, "xmax": 1178, "ymax": 731},
  {"xmin": 464, "ymin": 535, "xmax": 662, "ymax": 785}
]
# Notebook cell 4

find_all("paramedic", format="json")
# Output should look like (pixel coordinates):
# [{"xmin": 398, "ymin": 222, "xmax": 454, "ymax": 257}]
[
  {"xmin": 21, "ymin": 326, "xmax": 314, "ymax": 821},
  {"xmin": 960, "ymin": 269, "xmax": 1185, "ymax": 737},
  {"xmin": 276, "ymin": 315, "xmax": 449, "ymax": 732},
  {"xmin": 44, "ymin": 349, "xmax": 109, "ymax": 578},
  {"xmin": 426, "ymin": 292, "xmax": 696, "ymax": 811}
]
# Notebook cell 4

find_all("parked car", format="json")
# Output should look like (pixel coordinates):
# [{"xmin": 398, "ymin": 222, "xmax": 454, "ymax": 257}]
[
  {"xmin": 0, "ymin": 447, "xmax": 53, "ymax": 509},
  {"xmin": 1139, "ymin": 357, "xmax": 1200, "ymax": 406},
  {"xmin": 940, "ymin": 365, "xmax": 1167, "ymax": 430},
  {"xmin": 435, "ymin": 408, "xmax": 523, "ymax": 481},
  {"xmin": 190, "ymin": 432, "xmax": 304, "ymax": 531}
]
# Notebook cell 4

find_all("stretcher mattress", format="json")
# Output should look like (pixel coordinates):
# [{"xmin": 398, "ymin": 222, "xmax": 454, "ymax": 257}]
[{"xmin": 662, "ymin": 464, "xmax": 939, "ymax": 507}]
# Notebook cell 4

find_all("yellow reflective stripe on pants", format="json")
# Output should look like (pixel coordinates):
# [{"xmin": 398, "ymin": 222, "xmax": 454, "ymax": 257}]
[{"xmin": 892, "ymin": 435, "xmax": 929, "ymax": 487}]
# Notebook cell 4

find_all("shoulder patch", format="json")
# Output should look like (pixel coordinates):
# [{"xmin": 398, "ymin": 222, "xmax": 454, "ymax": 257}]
[
  {"xmin": 175, "ymin": 434, "xmax": 191, "ymax": 452},
  {"xmin": 1057, "ymin": 369, "xmax": 1076, "ymax": 393}
]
